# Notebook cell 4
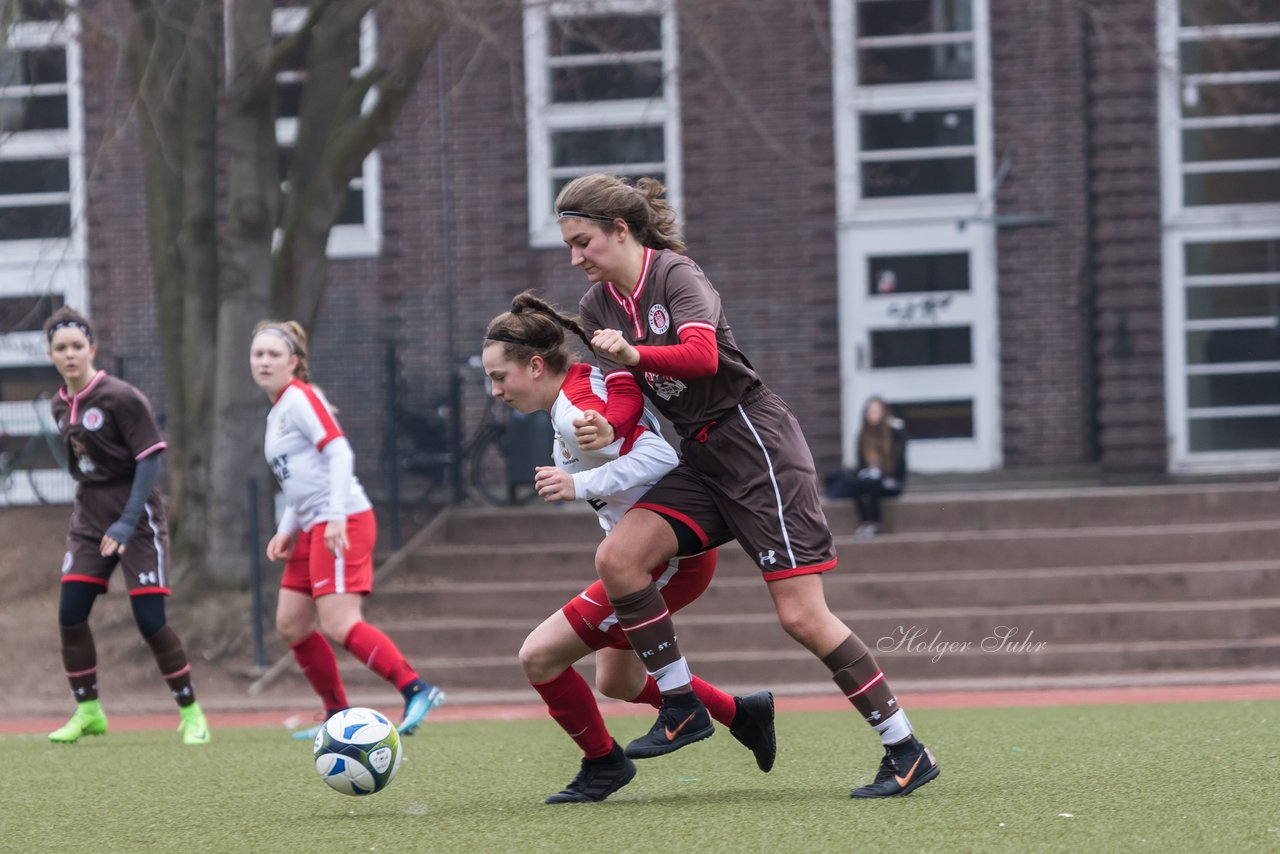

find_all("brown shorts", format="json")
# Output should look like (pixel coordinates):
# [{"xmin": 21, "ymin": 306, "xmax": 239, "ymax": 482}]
[
  {"xmin": 634, "ymin": 389, "xmax": 837, "ymax": 581},
  {"xmin": 61, "ymin": 491, "xmax": 171, "ymax": 596},
  {"xmin": 562, "ymin": 550, "xmax": 717, "ymax": 650}
]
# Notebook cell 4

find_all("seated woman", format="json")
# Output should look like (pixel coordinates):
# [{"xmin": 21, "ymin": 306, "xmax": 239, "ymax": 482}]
[{"xmin": 848, "ymin": 397, "xmax": 907, "ymax": 539}]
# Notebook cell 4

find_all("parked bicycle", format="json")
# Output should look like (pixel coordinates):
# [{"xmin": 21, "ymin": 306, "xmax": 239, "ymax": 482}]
[
  {"xmin": 0, "ymin": 393, "xmax": 69, "ymax": 505},
  {"xmin": 391, "ymin": 357, "xmax": 550, "ymax": 508}
]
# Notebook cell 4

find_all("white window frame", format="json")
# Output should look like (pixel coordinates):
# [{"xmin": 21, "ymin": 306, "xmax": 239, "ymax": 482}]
[
  {"xmin": 1157, "ymin": 0, "xmax": 1280, "ymax": 473},
  {"xmin": 833, "ymin": 0, "xmax": 994, "ymax": 222},
  {"xmin": 0, "ymin": 8, "xmax": 86, "ymax": 369},
  {"xmin": 523, "ymin": 0, "xmax": 682, "ymax": 248},
  {"xmin": 272, "ymin": 7, "xmax": 381, "ymax": 258}
]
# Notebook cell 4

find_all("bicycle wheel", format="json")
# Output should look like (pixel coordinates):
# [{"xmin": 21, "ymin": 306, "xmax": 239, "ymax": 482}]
[
  {"xmin": 465, "ymin": 424, "xmax": 511, "ymax": 507},
  {"xmin": 27, "ymin": 468, "xmax": 56, "ymax": 505}
]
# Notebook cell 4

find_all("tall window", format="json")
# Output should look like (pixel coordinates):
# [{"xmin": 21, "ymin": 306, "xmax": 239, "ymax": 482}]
[
  {"xmin": 523, "ymin": 0, "xmax": 681, "ymax": 247},
  {"xmin": 272, "ymin": 5, "xmax": 381, "ymax": 257},
  {"xmin": 1160, "ymin": 0, "xmax": 1280, "ymax": 469},
  {"xmin": 848, "ymin": 0, "xmax": 983, "ymax": 204},
  {"xmin": 1172, "ymin": 1, "xmax": 1280, "ymax": 208},
  {"xmin": 0, "ymin": 0, "xmax": 85, "ymax": 369}
]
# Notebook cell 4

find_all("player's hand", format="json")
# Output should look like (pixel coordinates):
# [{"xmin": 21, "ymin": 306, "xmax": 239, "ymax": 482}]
[
  {"xmin": 573, "ymin": 409, "xmax": 616, "ymax": 451},
  {"xmin": 591, "ymin": 328, "xmax": 640, "ymax": 366},
  {"xmin": 324, "ymin": 518, "xmax": 349, "ymax": 557},
  {"xmin": 266, "ymin": 532, "xmax": 294, "ymax": 562},
  {"xmin": 99, "ymin": 520, "xmax": 133, "ymax": 556},
  {"xmin": 534, "ymin": 466, "xmax": 576, "ymax": 502}
]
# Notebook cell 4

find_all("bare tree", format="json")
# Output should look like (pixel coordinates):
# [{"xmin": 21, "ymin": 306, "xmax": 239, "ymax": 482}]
[{"xmin": 123, "ymin": 0, "xmax": 449, "ymax": 583}]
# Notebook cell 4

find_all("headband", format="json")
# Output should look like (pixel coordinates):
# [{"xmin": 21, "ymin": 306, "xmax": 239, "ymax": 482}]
[
  {"xmin": 557, "ymin": 210, "xmax": 618, "ymax": 224},
  {"xmin": 47, "ymin": 319, "xmax": 92, "ymax": 343},
  {"xmin": 257, "ymin": 326, "xmax": 298, "ymax": 353},
  {"xmin": 485, "ymin": 332, "xmax": 558, "ymax": 349}
]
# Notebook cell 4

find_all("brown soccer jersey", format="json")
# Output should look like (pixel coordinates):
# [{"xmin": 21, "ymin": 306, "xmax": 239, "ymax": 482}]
[
  {"xmin": 50, "ymin": 370, "xmax": 167, "ymax": 487},
  {"xmin": 50, "ymin": 371, "xmax": 168, "ymax": 538},
  {"xmin": 578, "ymin": 248, "xmax": 762, "ymax": 439}
]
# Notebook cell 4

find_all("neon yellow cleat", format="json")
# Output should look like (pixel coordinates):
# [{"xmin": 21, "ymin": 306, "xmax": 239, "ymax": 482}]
[
  {"xmin": 49, "ymin": 700, "xmax": 108, "ymax": 744},
  {"xmin": 178, "ymin": 702, "xmax": 211, "ymax": 746}
]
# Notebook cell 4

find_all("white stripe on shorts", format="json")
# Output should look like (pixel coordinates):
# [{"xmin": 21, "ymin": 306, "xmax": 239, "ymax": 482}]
[
  {"xmin": 738, "ymin": 402, "xmax": 797, "ymax": 568},
  {"xmin": 144, "ymin": 502, "xmax": 165, "ymax": 587}
]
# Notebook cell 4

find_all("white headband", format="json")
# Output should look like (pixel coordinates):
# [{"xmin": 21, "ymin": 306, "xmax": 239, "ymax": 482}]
[{"xmin": 257, "ymin": 327, "xmax": 297, "ymax": 353}]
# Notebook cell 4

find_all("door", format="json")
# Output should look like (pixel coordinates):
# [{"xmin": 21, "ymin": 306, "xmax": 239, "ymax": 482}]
[{"xmin": 838, "ymin": 222, "xmax": 1001, "ymax": 472}]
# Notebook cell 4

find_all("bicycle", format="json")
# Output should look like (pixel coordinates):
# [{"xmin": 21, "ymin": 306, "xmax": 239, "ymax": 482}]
[
  {"xmin": 0, "ymin": 393, "xmax": 70, "ymax": 505},
  {"xmin": 391, "ymin": 357, "xmax": 551, "ymax": 508}
]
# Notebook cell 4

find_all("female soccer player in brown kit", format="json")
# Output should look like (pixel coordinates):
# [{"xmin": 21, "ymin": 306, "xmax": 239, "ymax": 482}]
[
  {"xmin": 251, "ymin": 320, "xmax": 444, "ymax": 739},
  {"xmin": 42, "ymin": 307, "xmax": 210, "ymax": 745},
  {"xmin": 483, "ymin": 293, "xmax": 775, "ymax": 803},
  {"xmin": 556, "ymin": 175, "xmax": 938, "ymax": 798}
]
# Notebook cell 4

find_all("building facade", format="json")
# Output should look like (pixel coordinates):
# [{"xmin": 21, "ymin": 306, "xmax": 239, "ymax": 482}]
[{"xmin": 2, "ymin": 0, "xmax": 1278, "ymax": 505}]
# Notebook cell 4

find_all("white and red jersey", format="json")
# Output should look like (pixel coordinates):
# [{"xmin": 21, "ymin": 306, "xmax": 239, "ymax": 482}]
[
  {"xmin": 550, "ymin": 363, "xmax": 677, "ymax": 535},
  {"xmin": 265, "ymin": 379, "xmax": 371, "ymax": 532}
]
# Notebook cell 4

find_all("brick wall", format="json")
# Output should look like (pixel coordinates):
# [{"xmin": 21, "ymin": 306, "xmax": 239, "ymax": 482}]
[
  {"xmin": 989, "ymin": 0, "xmax": 1092, "ymax": 467},
  {"xmin": 68, "ymin": 0, "xmax": 1171, "ymax": 492},
  {"xmin": 1084, "ymin": 2, "xmax": 1168, "ymax": 472}
]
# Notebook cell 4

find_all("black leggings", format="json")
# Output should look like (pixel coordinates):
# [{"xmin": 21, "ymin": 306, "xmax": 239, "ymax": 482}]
[
  {"xmin": 58, "ymin": 581, "xmax": 168, "ymax": 638},
  {"xmin": 849, "ymin": 477, "xmax": 902, "ymax": 524}
]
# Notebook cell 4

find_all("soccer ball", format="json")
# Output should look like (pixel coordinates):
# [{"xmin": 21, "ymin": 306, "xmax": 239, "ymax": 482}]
[{"xmin": 313, "ymin": 707, "xmax": 403, "ymax": 796}]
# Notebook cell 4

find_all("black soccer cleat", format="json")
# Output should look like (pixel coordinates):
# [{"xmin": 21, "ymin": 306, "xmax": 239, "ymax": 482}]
[
  {"xmin": 624, "ymin": 693, "xmax": 715, "ymax": 759},
  {"xmin": 544, "ymin": 741, "xmax": 637, "ymax": 804},
  {"xmin": 729, "ymin": 690, "xmax": 777, "ymax": 773},
  {"xmin": 850, "ymin": 736, "xmax": 940, "ymax": 798}
]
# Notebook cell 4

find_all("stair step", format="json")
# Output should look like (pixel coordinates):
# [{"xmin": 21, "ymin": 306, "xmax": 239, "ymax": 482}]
[
  {"xmin": 295, "ymin": 636, "xmax": 1280, "ymax": 693},
  {"xmin": 361, "ymin": 598, "xmax": 1280, "ymax": 660},
  {"xmin": 374, "ymin": 560, "xmax": 1280, "ymax": 617},
  {"xmin": 435, "ymin": 482, "xmax": 1280, "ymax": 543},
  {"xmin": 401, "ymin": 519, "xmax": 1280, "ymax": 578}
]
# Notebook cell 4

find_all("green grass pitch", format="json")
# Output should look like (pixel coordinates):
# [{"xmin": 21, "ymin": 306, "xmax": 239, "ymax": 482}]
[{"xmin": 6, "ymin": 701, "xmax": 1277, "ymax": 853}]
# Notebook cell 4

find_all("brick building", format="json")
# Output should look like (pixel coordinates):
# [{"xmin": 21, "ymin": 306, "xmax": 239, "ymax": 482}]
[{"xmin": 2, "ymin": 0, "xmax": 1278, "ymax": 505}]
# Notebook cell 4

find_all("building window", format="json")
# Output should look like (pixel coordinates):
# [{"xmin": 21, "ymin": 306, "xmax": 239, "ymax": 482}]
[
  {"xmin": 524, "ymin": 0, "xmax": 681, "ymax": 248},
  {"xmin": 272, "ymin": 5, "xmax": 381, "ymax": 258},
  {"xmin": 0, "ymin": 1, "xmax": 85, "ymax": 371},
  {"xmin": 1172, "ymin": 2, "xmax": 1280, "ymax": 209},
  {"xmin": 851, "ymin": 0, "xmax": 981, "ymax": 202},
  {"xmin": 1160, "ymin": 1, "xmax": 1280, "ymax": 470}
]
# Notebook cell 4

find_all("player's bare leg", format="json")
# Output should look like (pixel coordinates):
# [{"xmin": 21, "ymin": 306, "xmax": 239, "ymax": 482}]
[
  {"xmin": 521, "ymin": 613, "xmax": 636, "ymax": 803},
  {"xmin": 769, "ymin": 574, "xmax": 938, "ymax": 797},
  {"xmin": 316, "ymin": 593, "xmax": 444, "ymax": 736}
]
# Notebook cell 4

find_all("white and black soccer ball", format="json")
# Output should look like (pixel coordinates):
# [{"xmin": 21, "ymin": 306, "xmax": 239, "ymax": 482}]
[{"xmin": 313, "ymin": 707, "xmax": 403, "ymax": 796}]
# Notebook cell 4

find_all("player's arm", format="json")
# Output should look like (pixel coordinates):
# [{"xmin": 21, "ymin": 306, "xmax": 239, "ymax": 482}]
[
  {"xmin": 102, "ymin": 387, "xmax": 168, "ymax": 556},
  {"xmin": 571, "ymin": 429, "xmax": 678, "ymax": 500},
  {"xmin": 267, "ymin": 505, "xmax": 299, "ymax": 561},
  {"xmin": 100, "ymin": 452, "xmax": 161, "ymax": 556},
  {"xmin": 320, "ymin": 437, "xmax": 355, "ymax": 555},
  {"xmin": 630, "ymin": 325, "xmax": 717, "ymax": 378},
  {"xmin": 577, "ymin": 298, "xmax": 642, "ymax": 444}
]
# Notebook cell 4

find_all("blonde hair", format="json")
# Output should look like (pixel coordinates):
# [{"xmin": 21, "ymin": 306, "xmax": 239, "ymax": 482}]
[
  {"xmin": 252, "ymin": 319, "xmax": 311, "ymax": 382},
  {"xmin": 555, "ymin": 174, "xmax": 685, "ymax": 252}
]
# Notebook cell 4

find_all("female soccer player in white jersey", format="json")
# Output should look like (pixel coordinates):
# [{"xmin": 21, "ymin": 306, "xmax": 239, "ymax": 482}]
[
  {"xmin": 482, "ymin": 293, "xmax": 775, "ymax": 804},
  {"xmin": 250, "ymin": 320, "xmax": 443, "ymax": 739}
]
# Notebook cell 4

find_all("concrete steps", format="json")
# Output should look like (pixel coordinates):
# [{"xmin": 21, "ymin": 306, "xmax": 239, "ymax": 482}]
[{"xmin": 340, "ymin": 481, "xmax": 1280, "ymax": 697}]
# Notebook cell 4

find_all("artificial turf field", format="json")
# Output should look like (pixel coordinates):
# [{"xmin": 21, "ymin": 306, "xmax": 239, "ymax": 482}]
[{"xmin": 6, "ymin": 700, "xmax": 1278, "ymax": 853}]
